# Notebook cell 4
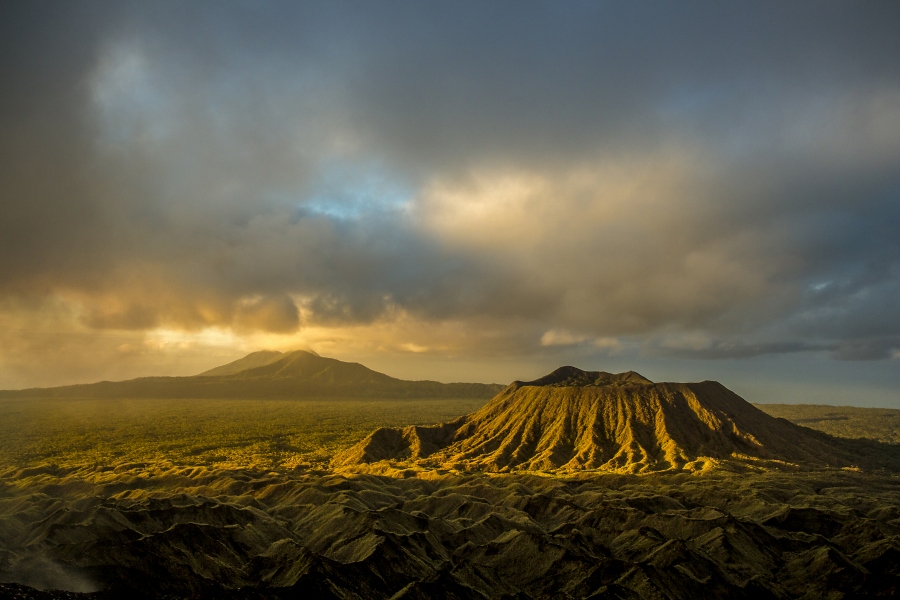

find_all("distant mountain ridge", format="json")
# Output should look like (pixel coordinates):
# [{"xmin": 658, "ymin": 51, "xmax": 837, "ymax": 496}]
[
  {"xmin": 0, "ymin": 350, "xmax": 503, "ymax": 400},
  {"xmin": 335, "ymin": 366, "xmax": 899, "ymax": 473}
]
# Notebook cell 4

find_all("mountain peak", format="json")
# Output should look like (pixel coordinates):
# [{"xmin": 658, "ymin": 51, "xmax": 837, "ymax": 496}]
[
  {"xmin": 516, "ymin": 366, "xmax": 653, "ymax": 388},
  {"xmin": 198, "ymin": 350, "xmax": 285, "ymax": 377},
  {"xmin": 198, "ymin": 349, "xmax": 320, "ymax": 377}
]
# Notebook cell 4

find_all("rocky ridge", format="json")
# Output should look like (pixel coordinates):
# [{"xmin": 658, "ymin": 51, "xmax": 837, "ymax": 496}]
[{"xmin": 334, "ymin": 367, "xmax": 891, "ymax": 473}]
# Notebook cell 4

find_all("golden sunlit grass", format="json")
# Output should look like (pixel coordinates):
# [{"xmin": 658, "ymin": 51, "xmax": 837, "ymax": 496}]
[
  {"xmin": 755, "ymin": 403, "xmax": 900, "ymax": 444},
  {"xmin": 0, "ymin": 397, "xmax": 487, "ymax": 471},
  {"xmin": 1, "ymin": 397, "xmax": 897, "ymax": 476}
]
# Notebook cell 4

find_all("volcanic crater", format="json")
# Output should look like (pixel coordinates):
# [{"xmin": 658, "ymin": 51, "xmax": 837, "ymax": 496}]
[{"xmin": 334, "ymin": 367, "xmax": 885, "ymax": 473}]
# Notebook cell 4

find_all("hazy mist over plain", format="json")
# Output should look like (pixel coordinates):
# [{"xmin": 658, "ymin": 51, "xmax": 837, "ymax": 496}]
[{"xmin": 1, "ymin": 1, "xmax": 899, "ymax": 406}]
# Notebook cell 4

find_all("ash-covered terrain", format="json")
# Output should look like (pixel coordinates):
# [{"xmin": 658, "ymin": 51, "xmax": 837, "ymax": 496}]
[{"xmin": 1, "ymin": 358, "xmax": 899, "ymax": 599}]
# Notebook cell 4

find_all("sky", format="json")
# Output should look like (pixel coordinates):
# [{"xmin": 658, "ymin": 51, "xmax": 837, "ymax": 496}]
[{"xmin": 1, "ymin": 1, "xmax": 899, "ymax": 407}]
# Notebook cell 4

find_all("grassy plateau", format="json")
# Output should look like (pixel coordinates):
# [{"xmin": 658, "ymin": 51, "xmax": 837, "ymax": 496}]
[{"xmin": 0, "ymin": 396, "xmax": 488, "ymax": 472}]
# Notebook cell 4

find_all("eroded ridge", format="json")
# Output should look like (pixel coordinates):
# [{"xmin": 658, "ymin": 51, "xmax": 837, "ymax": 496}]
[
  {"xmin": 1, "ymin": 465, "xmax": 899, "ymax": 598},
  {"xmin": 334, "ymin": 367, "xmax": 891, "ymax": 473}
]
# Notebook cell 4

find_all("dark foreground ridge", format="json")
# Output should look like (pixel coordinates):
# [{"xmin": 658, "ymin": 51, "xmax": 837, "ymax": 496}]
[
  {"xmin": 1, "ymin": 467, "xmax": 899, "ymax": 599},
  {"xmin": 0, "ymin": 350, "xmax": 503, "ymax": 400},
  {"xmin": 334, "ymin": 367, "xmax": 900, "ymax": 473}
]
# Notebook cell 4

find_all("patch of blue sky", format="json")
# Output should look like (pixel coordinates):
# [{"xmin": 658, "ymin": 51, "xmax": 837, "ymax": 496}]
[{"xmin": 296, "ymin": 162, "xmax": 414, "ymax": 221}]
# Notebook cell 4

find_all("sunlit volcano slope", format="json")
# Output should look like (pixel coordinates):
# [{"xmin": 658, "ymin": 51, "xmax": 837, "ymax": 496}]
[{"xmin": 335, "ymin": 367, "xmax": 890, "ymax": 473}]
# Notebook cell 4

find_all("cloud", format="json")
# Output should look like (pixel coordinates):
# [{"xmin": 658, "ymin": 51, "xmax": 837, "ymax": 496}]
[
  {"xmin": 540, "ymin": 330, "xmax": 621, "ymax": 352},
  {"xmin": 652, "ymin": 339, "xmax": 828, "ymax": 360},
  {"xmin": 1, "ymin": 2, "xmax": 900, "ymax": 387},
  {"xmin": 234, "ymin": 295, "xmax": 300, "ymax": 333},
  {"xmin": 830, "ymin": 338, "xmax": 900, "ymax": 361},
  {"xmin": 541, "ymin": 330, "xmax": 591, "ymax": 347}
]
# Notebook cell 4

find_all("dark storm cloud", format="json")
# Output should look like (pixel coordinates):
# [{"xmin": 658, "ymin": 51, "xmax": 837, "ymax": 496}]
[
  {"xmin": 651, "ymin": 340, "xmax": 830, "ymax": 361},
  {"xmin": 1, "ymin": 0, "xmax": 899, "ymax": 375},
  {"xmin": 831, "ymin": 337, "xmax": 900, "ymax": 361},
  {"xmin": 0, "ymin": 2, "xmax": 117, "ymax": 289},
  {"xmin": 343, "ymin": 1, "xmax": 900, "ymax": 170}
]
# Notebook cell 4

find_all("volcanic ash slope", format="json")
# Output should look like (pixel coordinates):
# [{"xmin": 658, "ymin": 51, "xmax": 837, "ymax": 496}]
[{"xmin": 333, "ymin": 367, "xmax": 875, "ymax": 473}]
